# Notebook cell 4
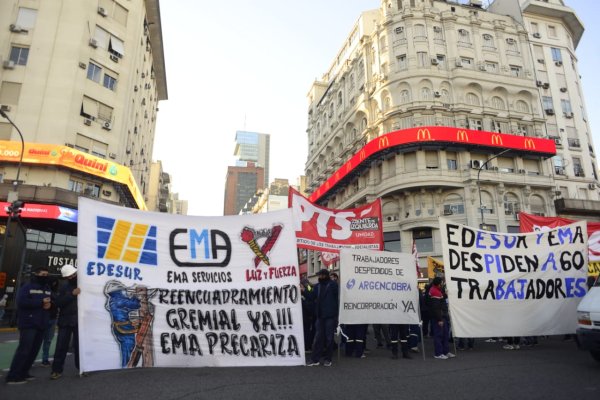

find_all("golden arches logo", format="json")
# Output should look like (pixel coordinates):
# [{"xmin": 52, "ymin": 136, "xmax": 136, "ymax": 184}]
[
  {"xmin": 491, "ymin": 134, "xmax": 503, "ymax": 146},
  {"xmin": 416, "ymin": 128, "xmax": 431, "ymax": 140},
  {"xmin": 456, "ymin": 130, "xmax": 469, "ymax": 141},
  {"xmin": 524, "ymin": 138, "xmax": 536, "ymax": 149},
  {"xmin": 378, "ymin": 136, "xmax": 390, "ymax": 149},
  {"xmin": 359, "ymin": 149, "xmax": 366, "ymax": 161}
]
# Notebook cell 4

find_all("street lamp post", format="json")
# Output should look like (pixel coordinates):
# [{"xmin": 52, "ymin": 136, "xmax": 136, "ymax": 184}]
[
  {"xmin": 477, "ymin": 148, "xmax": 511, "ymax": 229},
  {"xmin": 0, "ymin": 109, "xmax": 26, "ymax": 275}
]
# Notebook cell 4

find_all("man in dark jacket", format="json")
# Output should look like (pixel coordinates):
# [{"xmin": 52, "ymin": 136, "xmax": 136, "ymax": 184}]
[
  {"xmin": 429, "ymin": 277, "xmax": 454, "ymax": 360},
  {"xmin": 307, "ymin": 269, "xmax": 339, "ymax": 367},
  {"xmin": 5, "ymin": 267, "xmax": 52, "ymax": 384},
  {"xmin": 50, "ymin": 264, "xmax": 80, "ymax": 380}
]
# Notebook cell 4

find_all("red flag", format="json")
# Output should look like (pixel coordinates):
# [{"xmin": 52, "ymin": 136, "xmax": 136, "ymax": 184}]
[{"xmin": 412, "ymin": 240, "xmax": 422, "ymax": 278}]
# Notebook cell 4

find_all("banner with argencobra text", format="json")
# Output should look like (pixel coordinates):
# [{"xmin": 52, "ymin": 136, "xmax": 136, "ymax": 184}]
[
  {"xmin": 338, "ymin": 249, "xmax": 420, "ymax": 325},
  {"xmin": 77, "ymin": 198, "xmax": 304, "ymax": 373},
  {"xmin": 439, "ymin": 218, "xmax": 588, "ymax": 338}
]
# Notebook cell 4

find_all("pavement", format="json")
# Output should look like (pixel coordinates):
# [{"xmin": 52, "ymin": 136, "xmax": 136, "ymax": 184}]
[{"xmin": 1, "ymin": 331, "xmax": 599, "ymax": 400}]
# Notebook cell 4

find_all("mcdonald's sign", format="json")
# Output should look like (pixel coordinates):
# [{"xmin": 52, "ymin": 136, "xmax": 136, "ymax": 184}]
[
  {"xmin": 524, "ymin": 138, "xmax": 536, "ymax": 149},
  {"xmin": 416, "ymin": 128, "xmax": 431, "ymax": 140},
  {"xmin": 491, "ymin": 134, "xmax": 503, "ymax": 146},
  {"xmin": 359, "ymin": 149, "xmax": 366, "ymax": 161},
  {"xmin": 378, "ymin": 136, "xmax": 390, "ymax": 149},
  {"xmin": 456, "ymin": 130, "xmax": 469, "ymax": 142}
]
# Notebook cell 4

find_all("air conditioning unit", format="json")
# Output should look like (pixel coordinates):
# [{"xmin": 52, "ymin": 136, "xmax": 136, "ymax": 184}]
[
  {"xmin": 134, "ymin": 85, "xmax": 138, "ymax": 92},
  {"xmin": 545, "ymin": 109, "xmax": 555, "ymax": 115},
  {"xmin": 109, "ymin": 54, "xmax": 119, "ymax": 63},
  {"xmin": 560, "ymin": 87, "xmax": 567, "ymax": 93},
  {"xmin": 9, "ymin": 24, "xmax": 25, "ymax": 33},
  {"xmin": 102, "ymin": 121, "xmax": 112, "ymax": 130},
  {"xmin": 89, "ymin": 38, "xmax": 98, "ymax": 48},
  {"xmin": 536, "ymin": 81, "xmax": 543, "ymax": 87},
  {"xmin": 554, "ymin": 138, "xmax": 562, "ymax": 145},
  {"xmin": 470, "ymin": 160, "xmax": 485, "ymax": 169},
  {"xmin": 588, "ymin": 183, "xmax": 597, "ymax": 190},
  {"xmin": 564, "ymin": 112, "xmax": 573, "ymax": 119},
  {"xmin": 518, "ymin": 169, "xmax": 526, "ymax": 174},
  {"xmin": 2, "ymin": 60, "xmax": 15, "ymax": 70},
  {"xmin": 102, "ymin": 190, "xmax": 112, "ymax": 197},
  {"xmin": 433, "ymin": 26, "xmax": 442, "ymax": 33},
  {"xmin": 506, "ymin": 38, "xmax": 516, "ymax": 44},
  {"xmin": 385, "ymin": 215, "xmax": 398, "ymax": 222},
  {"xmin": 98, "ymin": 7, "xmax": 108, "ymax": 17},
  {"xmin": 125, "ymin": 148, "xmax": 131, "ymax": 154},
  {"xmin": 514, "ymin": 213, "xmax": 520, "ymax": 221},
  {"xmin": 455, "ymin": 60, "xmax": 463, "ymax": 67},
  {"xmin": 443, "ymin": 209, "xmax": 453, "ymax": 216},
  {"xmin": 0, "ymin": 105, "xmax": 11, "ymax": 112},
  {"xmin": 431, "ymin": 58, "xmax": 439, "ymax": 65},
  {"xmin": 555, "ymin": 61, "xmax": 563, "ymax": 66},
  {"xmin": 109, "ymin": 153, "xmax": 117, "ymax": 159},
  {"xmin": 537, "ymin": 58, "xmax": 545, "ymax": 64},
  {"xmin": 458, "ymin": 29, "xmax": 467, "ymax": 35},
  {"xmin": 491, "ymin": 166, "xmax": 499, "ymax": 171},
  {"xmin": 533, "ymin": 33, "xmax": 541, "ymax": 38},
  {"xmin": 479, "ymin": 65, "xmax": 486, "ymax": 71},
  {"xmin": 434, "ymin": 91, "xmax": 441, "ymax": 98},
  {"xmin": 83, "ymin": 118, "xmax": 92, "ymax": 126},
  {"xmin": 542, "ymin": 83, "xmax": 550, "ymax": 89}
]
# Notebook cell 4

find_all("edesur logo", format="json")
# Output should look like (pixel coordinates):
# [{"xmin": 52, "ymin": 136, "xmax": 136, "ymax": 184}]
[{"xmin": 96, "ymin": 216, "xmax": 158, "ymax": 266}]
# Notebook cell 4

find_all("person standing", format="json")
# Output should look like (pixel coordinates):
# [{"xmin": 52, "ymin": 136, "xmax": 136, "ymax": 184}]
[
  {"xmin": 306, "ymin": 269, "xmax": 339, "ymax": 367},
  {"xmin": 300, "ymin": 278, "xmax": 315, "ymax": 352},
  {"xmin": 429, "ymin": 277, "xmax": 454, "ymax": 360},
  {"xmin": 0, "ymin": 293, "xmax": 8, "ymax": 322},
  {"xmin": 5, "ymin": 267, "xmax": 52, "ymax": 385},
  {"xmin": 41, "ymin": 280, "xmax": 59, "ymax": 366},
  {"xmin": 50, "ymin": 264, "xmax": 80, "ymax": 380},
  {"xmin": 389, "ymin": 324, "xmax": 412, "ymax": 359}
]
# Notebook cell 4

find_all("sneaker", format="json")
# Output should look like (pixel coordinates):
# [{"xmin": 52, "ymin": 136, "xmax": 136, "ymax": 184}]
[
  {"xmin": 410, "ymin": 347, "xmax": 419, "ymax": 353},
  {"xmin": 41, "ymin": 361, "xmax": 50, "ymax": 366},
  {"xmin": 323, "ymin": 360, "xmax": 332, "ymax": 367},
  {"xmin": 360, "ymin": 354, "xmax": 367, "ymax": 359},
  {"xmin": 503, "ymin": 344, "xmax": 514, "ymax": 350},
  {"xmin": 25, "ymin": 374, "xmax": 36, "ymax": 381},
  {"xmin": 6, "ymin": 379, "xmax": 27, "ymax": 385},
  {"xmin": 485, "ymin": 338, "xmax": 497, "ymax": 343},
  {"xmin": 446, "ymin": 352, "xmax": 456, "ymax": 358},
  {"xmin": 513, "ymin": 345, "xmax": 520, "ymax": 350},
  {"xmin": 306, "ymin": 361, "xmax": 320, "ymax": 367},
  {"xmin": 50, "ymin": 372, "xmax": 62, "ymax": 380},
  {"xmin": 434, "ymin": 354, "xmax": 448, "ymax": 360}
]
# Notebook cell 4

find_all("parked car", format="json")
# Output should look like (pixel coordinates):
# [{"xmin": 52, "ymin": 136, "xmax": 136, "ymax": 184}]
[{"xmin": 576, "ymin": 276, "xmax": 600, "ymax": 363}]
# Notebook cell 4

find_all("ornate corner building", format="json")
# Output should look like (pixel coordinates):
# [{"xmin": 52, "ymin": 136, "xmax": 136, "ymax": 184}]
[{"xmin": 304, "ymin": 0, "xmax": 597, "ymax": 274}]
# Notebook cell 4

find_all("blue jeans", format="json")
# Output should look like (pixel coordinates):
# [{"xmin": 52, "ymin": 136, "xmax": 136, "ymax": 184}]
[
  {"xmin": 432, "ymin": 319, "xmax": 450, "ymax": 356},
  {"xmin": 6, "ymin": 327, "xmax": 45, "ymax": 381},
  {"xmin": 42, "ymin": 319, "xmax": 57, "ymax": 363},
  {"xmin": 311, "ymin": 317, "xmax": 336, "ymax": 363},
  {"xmin": 52, "ymin": 325, "xmax": 79, "ymax": 373}
]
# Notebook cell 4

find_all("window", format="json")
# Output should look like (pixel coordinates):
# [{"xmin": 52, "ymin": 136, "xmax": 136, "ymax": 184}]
[
  {"xmin": 417, "ymin": 52, "xmax": 428, "ymax": 67},
  {"xmin": 93, "ymin": 26, "xmax": 125, "ymax": 58},
  {"xmin": 397, "ymin": 54, "xmax": 407, "ymax": 70},
  {"xmin": 466, "ymin": 92, "xmax": 480, "ymax": 106},
  {"xmin": 509, "ymin": 65, "xmax": 522, "ymax": 77},
  {"xmin": 69, "ymin": 179, "xmax": 101, "ymax": 198},
  {"xmin": 573, "ymin": 157, "xmax": 584, "ymax": 177},
  {"xmin": 9, "ymin": 46, "xmax": 29, "ymax": 65},
  {"xmin": 413, "ymin": 228, "xmax": 433, "ymax": 253},
  {"xmin": 81, "ymin": 96, "xmax": 113, "ymax": 123},
  {"xmin": 16, "ymin": 7, "xmax": 37, "ymax": 30},
  {"xmin": 75, "ymin": 134, "xmax": 108, "ymax": 158},
  {"xmin": 491, "ymin": 96, "xmax": 505, "ymax": 110},
  {"xmin": 547, "ymin": 25, "xmax": 557, "ymax": 38},
  {"xmin": 420, "ymin": 87, "xmax": 431, "ymax": 101},
  {"xmin": 103, "ymin": 73, "xmax": 117, "ymax": 91},
  {"xmin": 87, "ymin": 62, "xmax": 102, "ymax": 83},
  {"xmin": 531, "ymin": 22, "xmax": 539, "ymax": 34},
  {"xmin": 485, "ymin": 61, "xmax": 498, "ymax": 72},
  {"xmin": 515, "ymin": 100, "xmax": 529, "ymax": 113},
  {"xmin": 414, "ymin": 24, "xmax": 426, "ymax": 40},
  {"xmin": 561, "ymin": 99, "xmax": 572, "ymax": 114},
  {"xmin": 433, "ymin": 26, "xmax": 444, "ymax": 41},
  {"xmin": 443, "ymin": 202, "xmax": 465, "ymax": 215},
  {"xmin": 542, "ymin": 96, "xmax": 553, "ymax": 110},
  {"xmin": 551, "ymin": 47, "xmax": 562, "ymax": 62},
  {"xmin": 458, "ymin": 29, "xmax": 471, "ymax": 45},
  {"xmin": 468, "ymin": 119, "xmax": 483, "ymax": 131},
  {"xmin": 447, "ymin": 152, "xmax": 457, "ymax": 170},
  {"xmin": 482, "ymin": 34, "xmax": 495, "ymax": 49},
  {"xmin": 384, "ymin": 231, "xmax": 401, "ymax": 252},
  {"xmin": 400, "ymin": 90, "xmax": 410, "ymax": 103},
  {"xmin": 395, "ymin": 26, "xmax": 405, "ymax": 36},
  {"xmin": 0, "ymin": 82, "xmax": 22, "ymax": 105},
  {"xmin": 460, "ymin": 57, "xmax": 473, "ymax": 68},
  {"xmin": 506, "ymin": 38, "xmax": 519, "ymax": 53}
]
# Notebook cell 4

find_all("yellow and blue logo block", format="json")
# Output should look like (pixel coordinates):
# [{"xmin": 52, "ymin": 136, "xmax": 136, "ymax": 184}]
[{"xmin": 96, "ymin": 216, "xmax": 157, "ymax": 265}]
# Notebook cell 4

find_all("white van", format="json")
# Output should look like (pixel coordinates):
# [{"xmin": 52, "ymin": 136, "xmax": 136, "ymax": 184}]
[{"xmin": 576, "ymin": 276, "xmax": 600, "ymax": 363}]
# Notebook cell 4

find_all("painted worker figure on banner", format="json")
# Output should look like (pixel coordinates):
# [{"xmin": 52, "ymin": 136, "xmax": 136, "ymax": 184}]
[{"xmin": 104, "ymin": 280, "xmax": 156, "ymax": 368}]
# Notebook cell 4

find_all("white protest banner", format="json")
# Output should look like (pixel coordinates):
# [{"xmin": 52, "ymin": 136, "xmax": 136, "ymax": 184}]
[
  {"xmin": 77, "ymin": 198, "xmax": 304, "ymax": 372},
  {"xmin": 440, "ymin": 218, "xmax": 588, "ymax": 337},
  {"xmin": 338, "ymin": 249, "xmax": 420, "ymax": 325}
]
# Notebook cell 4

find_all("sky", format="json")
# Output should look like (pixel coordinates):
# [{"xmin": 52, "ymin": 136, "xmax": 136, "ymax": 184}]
[{"xmin": 153, "ymin": 0, "xmax": 600, "ymax": 217}]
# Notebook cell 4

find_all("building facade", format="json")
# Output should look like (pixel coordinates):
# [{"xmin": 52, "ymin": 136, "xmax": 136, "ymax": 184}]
[
  {"xmin": 0, "ymin": 1, "xmax": 167, "ymax": 297},
  {"xmin": 223, "ymin": 163, "xmax": 265, "ymax": 215},
  {"xmin": 304, "ymin": 0, "xmax": 597, "ymax": 276},
  {"xmin": 234, "ymin": 130, "xmax": 271, "ymax": 185},
  {"xmin": 146, "ymin": 160, "xmax": 186, "ymax": 214}
]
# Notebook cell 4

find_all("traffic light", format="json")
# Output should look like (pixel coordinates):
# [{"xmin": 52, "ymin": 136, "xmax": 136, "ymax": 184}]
[{"xmin": 7, "ymin": 200, "xmax": 24, "ymax": 217}]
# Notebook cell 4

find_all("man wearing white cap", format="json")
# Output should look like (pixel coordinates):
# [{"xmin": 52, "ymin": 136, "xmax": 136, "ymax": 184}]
[{"xmin": 50, "ymin": 264, "xmax": 80, "ymax": 380}]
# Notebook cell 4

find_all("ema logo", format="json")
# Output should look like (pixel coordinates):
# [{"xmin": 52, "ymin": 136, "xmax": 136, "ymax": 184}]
[{"xmin": 96, "ymin": 216, "xmax": 157, "ymax": 265}]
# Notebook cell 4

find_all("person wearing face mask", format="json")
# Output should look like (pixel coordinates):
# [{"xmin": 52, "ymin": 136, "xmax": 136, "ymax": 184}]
[
  {"xmin": 306, "ymin": 269, "xmax": 339, "ymax": 367},
  {"xmin": 5, "ymin": 267, "xmax": 53, "ymax": 385},
  {"xmin": 50, "ymin": 264, "xmax": 81, "ymax": 380}
]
